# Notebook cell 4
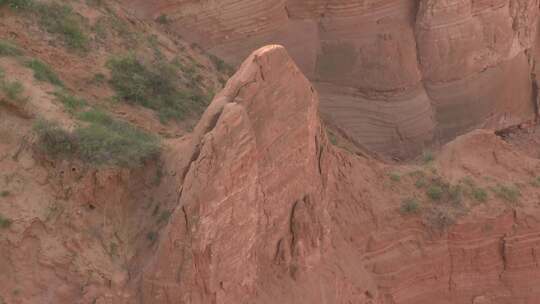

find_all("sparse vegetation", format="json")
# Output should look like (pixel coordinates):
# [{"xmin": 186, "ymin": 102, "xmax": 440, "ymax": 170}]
[
  {"xmin": 389, "ymin": 172, "xmax": 401, "ymax": 182},
  {"xmin": 531, "ymin": 176, "xmax": 540, "ymax": 187},
  {"xmin": 426, "ymin": 184, "xmax": 444, "ymax": 201},
  {"xmin": 427, "ymin": 209, "xmax": 454, "ymax": 231},
  {"xmin": 472, "ymin": 187, "xmax": 488, "ymax": 202},
  {"xmin": 157, "ymin": 210, "xmax": 172, "ymax": 224},
  {"xmin": 0, "ymin": 39, "xmax": 22, "ymax": 56},
  {"xmin": 25, "ymin": 59, "xmax": 63, "ymax": 86},
  {"xmin": 1, "ymin": 1, "xmax": 89, "ymax": 51},
  {"xmin": 1, "ymin": 79, "xmax": 28, "ymax": 104},
  {"xmin": 400, "ymin": 198, "xmax": 420, "ymax": 214},
  {"xmin": 0, "ymin": 214, "xmax": 12, "ymax": 229},
  {"xmin": 34, "ymin": 111, "xmax": 160, "ymax": 167},
  {"xmin": 155, "ymin": 14, "xmax": 169, "ymax": 25},
  {"xmin": 415, "ymin": 177, "xmax": 427, "ymax": 188},
  {"xmin": 54, "ymin": 90, "xmax": 86, "ymax": 113},
  {"xmin": 448, "ymin": 184, "xmax": 463, "ymax": 204},
  {"xmin": 35, "ymin": 2, "xmax": 89, "ymax": 51},
  {"xmin": 107, "ymin": 54, "xmax": 207, "ymax": 122},
  {"xmin": 209, "ymin": 54, "xmax": 232, "ymax": 75},
  {"xmin": 33, "ymin": 120, "xmax": 77, "ymax": 158},
  {"xmin": 493, "ymin": 184, "xmax": 521, "ymax": 204},
  {"xmin": 76, "ymin": 109, "xmax": 160, "ymax": 166},
  {"xmin": 422, "ymin": 150, "xmax": 434, "ymax": 163},
  {"xmin": 0, "ymin": 0, "xmax": 33, "ymax": 10},
  {"xmin": 0, "ymin": 190, "xmax": 10, "ymax": 197},
  {"xmin": 147, "ymin": 231, "xmax": 157, "ymax": 242}
]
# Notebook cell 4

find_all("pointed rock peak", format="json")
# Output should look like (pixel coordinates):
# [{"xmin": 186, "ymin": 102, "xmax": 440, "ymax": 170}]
[{"xmin": 140, "ymin": 45, "xmax": 331, "ymax": 303}]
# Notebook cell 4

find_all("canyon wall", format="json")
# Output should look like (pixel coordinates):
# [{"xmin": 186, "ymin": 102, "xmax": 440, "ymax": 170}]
[
  {"xmin": 128, "ymin": 45, "xmax": 540, "ymax": 304},
  {"xmin": 121, "ymin": 0, "xmax": 540, "ymax": 157}
]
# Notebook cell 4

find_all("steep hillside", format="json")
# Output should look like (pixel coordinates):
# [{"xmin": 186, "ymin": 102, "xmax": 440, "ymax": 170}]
[{"xmin": 0, "ymin": 0, "xmax": 231, "ymax": 302}]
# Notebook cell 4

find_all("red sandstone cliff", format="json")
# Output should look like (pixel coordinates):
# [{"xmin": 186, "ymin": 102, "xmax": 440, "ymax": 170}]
[
  {"xmin": 129, "ymin": 45, "xmax": 540, "ymax": 304},
  {"xmin": 121, "ymin": 0, "xmax": 540, "ymax": 158}
]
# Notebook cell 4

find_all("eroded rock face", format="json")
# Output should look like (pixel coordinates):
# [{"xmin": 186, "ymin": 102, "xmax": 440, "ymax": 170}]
[
  {"xmin": 131, "ymin": 45, "xmax": 540, "ymax": 304},
  {"xmin": 121, "ymin": 0, "xmax": 540, "ymax": 157}
]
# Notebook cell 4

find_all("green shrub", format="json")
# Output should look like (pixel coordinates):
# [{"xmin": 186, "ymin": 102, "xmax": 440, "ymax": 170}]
[
  {"xmin": 426, "ymin": 185, "xmax": 443, "ymax": 201},
  {"xmin": 147, "ymin": 231, "xmax": 157, "ymax": 242},
  {"xmin": 389, "ymin": 172, "xmax": 401, "ymax": 182},
  {"xmin": 209, "ymin": 54, "xmax": 232, "ymax": 74},
  {"xmin": 0, "ymin": 0, "xmax": 34, "ymax": 10},
  {"xmin": 1, "ymin": 79, "xmax": 28, "ymax": 104},
  {"xmin": 400, "ymin": 198, "xmax": 420, "ymax": 214},
  {"xmin": 0, "ymin": 214, "xmax": 12, "ymax": 228},
  {"xmin": 472, "ymin": 187, "xmax": 488, "ymax": 202},
  {"xmin": 107, "ymin": 54, "xmax": 206, "ymax": 121},
  {"xmin": 155, "ymin": 14, "xmax": 169, "ymax": 25},
  {"xmin": 157, "ymin": 210, "xmax": 172, "ymax": 224},
  {"xmin": 25, "ymin": 59, "xmax": 63, "ymax": 86},
  {"xmin": 2, "ymin": 1, "xmax": 88, "ymax": 51},
  {"xmin": 0, "ymin": 190, "xmax": 9, "ymax": 197},
  {"xmin": 54, "ymin": 91, "xmax": 86, "ymax": 112},
  {"xmin": 422, "ymin": 150, "xmax": 434, "ymax": 163},
  {"xmin": 415, "ymin": 177, "xmax": 427, "ymax": 188},
  {"xmin": 493, "ymin": 184, "xmax": 520, "ymax": 203},
  {"xmin": 0, "ymin": 39, "xmax": 22, "ymax": 56},
  {"xmin": 34, "ymin": 2, "xmax": 88, "ymax": 51},
  {"xmin": 35, "ymin": 112, "xmax": 160, "ymax": 167},
  {"xmin": 448, "ymin": 185, "xmax": 463, "ymax": 204},
  {"xmin": 427, "ymin": 209, "xmax": 454, "ymax": 230},
  {"xmin": 76, "ymin": 109, "xmax": 160, "ymax": 167},
  {"xmin": 33, "ymin": 120, "xmax": 77, "ymax": 157}
]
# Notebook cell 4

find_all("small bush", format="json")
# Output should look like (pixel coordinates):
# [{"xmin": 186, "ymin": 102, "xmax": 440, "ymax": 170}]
[
  {"xmin": 35, "ymin": 113, "xmax": 160, "ymax": 167},
  {"xmin": 147, "ymin": 231, "xmax": 157, "ymax": 242},
  {"xmin": 54, "ymin": 91, "xmax": 86, "ymax": 112},
  {"xmin": 107, "ymin": 54, "xmax": 206, "ymax": 121},
  {"xmin": 1, "ymin": 79, "xmax": 28, "ymax": 104},
  {"xmin": 0, "ymin": 190, "xmax": 9, "ymax": 197},
  {"xmin": 209, "ymin": 54, "xmax": 232, "ymax": 75},
  {"xmin": 415, "ymin": 177, "xmax": 427, "ymax": 188},
  {"xmin": 472, "ymin": 187, "xmax": 488, "ymax": 202},
  {"xmin": 76, "ymin": 109, "xmax": 160, "ymax": 167},
  {"xmin": 0, "ymin": 214, "xmax": 12, "ymax": 228},
  {"xmin": 426, "ymin": 185, "xmax": 443, "ymax": 201},
  {"xmin": 427, "ymin": 209, "xmax": 454, "ymax": 230},
  {"xmin": 493, "ymin": 184, "xmax": 520, "ymax": 203},
  {"xmin": 2, "ymin": 1, "xmax": 88, "ymax": 51},
  {"xmin": 0, "ymin": 0, "xmax": 34, "ymax": 10},
  {"xmin": 90, "ymin": 73, "xmax": 106, "ymax": 85},
  {"xmin": 0, "ymin": 39, "xmax": 22, "ymax": 56},
  {"xmin": 448, "ymin": 185, "xmax": 463, "ymax": 204},
  {"xmin": 157, "ymin": 210, "xmax": 172, "ymax": 224},
  {"xmin": 25, "ymin": 59, "xmax": 63, "ymax": 86},
  {"xmin": 33, "ymin": 120, "xmax": 77, "ymax": 157},
  {"xmin": 155, "ymin": 14, "xmax": 169, "ymax": 25},
  {"xmin": 34, "ymin": 2, "xmax": 88, "ymax": 51},
  {"xmin": 400, "ymin": 198, "xmax": 420, "ymax": 214},
  {"xmin": 422, "ymin": 150, "xmax": 434, "ymax": 163},
  {"xmin": 389, "ymin": 172, "xmax": 401, "ymax": 182}
]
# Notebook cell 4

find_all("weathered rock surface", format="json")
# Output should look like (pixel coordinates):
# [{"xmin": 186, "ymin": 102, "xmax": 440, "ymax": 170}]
[
  {"xmin": 131, "ymin": 45, "xmax": 540, "ymax": 304},
  {"xmin": 121, "ymin": 0, "xmax": 540, "ymax": 157}
]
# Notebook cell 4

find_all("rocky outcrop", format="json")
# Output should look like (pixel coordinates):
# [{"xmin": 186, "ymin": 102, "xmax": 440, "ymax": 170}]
[
  {"xmin": 121, "ymin": 0, "xmax": 540, "ymax": 158},
  {"xmin": 130, "ymin": 45, "xmax": 540, "ymax": 304}
]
